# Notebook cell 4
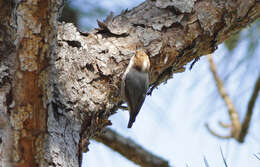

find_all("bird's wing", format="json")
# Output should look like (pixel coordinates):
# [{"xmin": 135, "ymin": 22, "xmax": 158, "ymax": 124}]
[{"xmin": 124, "ymin": 69, "xmax": 149, "ymax": 128}]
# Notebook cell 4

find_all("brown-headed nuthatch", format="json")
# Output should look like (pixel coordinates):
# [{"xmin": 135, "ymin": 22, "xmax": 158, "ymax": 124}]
[{"xmin": 121, "ymin": 50, "xmax": 150, "ymax": 128}]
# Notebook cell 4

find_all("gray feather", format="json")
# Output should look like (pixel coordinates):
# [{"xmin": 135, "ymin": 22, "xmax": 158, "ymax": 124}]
[{"xmin": 124, "ymin": 68, "xmax": 149, "ymax": 128}]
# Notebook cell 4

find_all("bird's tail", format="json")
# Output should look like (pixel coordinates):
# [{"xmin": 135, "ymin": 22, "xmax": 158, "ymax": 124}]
[
  {"xmin": 127, "ymin": 119, "xmax": 135, "ymax": 128},
  {"xmin": 127, "ymin": 111, "xmax": 137, "ymax": 128}
]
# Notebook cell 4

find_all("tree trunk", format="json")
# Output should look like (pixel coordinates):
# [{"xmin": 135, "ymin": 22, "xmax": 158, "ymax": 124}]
[
  {"xmin": 0, "ymin": 0, "xmax": 67, "ymax": 166},
  {"xmin": 0, "ymin": 0, "xmax": 260, "ymax": 167}
]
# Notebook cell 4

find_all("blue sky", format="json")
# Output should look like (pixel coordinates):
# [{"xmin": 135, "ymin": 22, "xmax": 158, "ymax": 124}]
[
  {"xmin": 83, "ymin": 45, "xmax": 260, "ymax": 167},
  {"xmin": 68, "ymin": 0, "xmax": 260, "ymax": 166}
]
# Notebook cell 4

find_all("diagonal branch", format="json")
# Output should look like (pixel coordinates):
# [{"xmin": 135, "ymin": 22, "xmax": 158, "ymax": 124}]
[
  {"xmin": 254, "ymin": 153, "xmax": 260, "ymax": 161},
  {"xmin": 238, "ymin": 74, "xmax": 260, "ymax": 142},
  {"xmin": 220, "ymin": 147, "xmax": 229, "ymax": 167},
  {"xmin": 94, "ymin": 128, "xmax": 169, "ymax": 167},
  {"xmin": 206, "ymin": 54, "xmax": 241, "ymax": 139}
]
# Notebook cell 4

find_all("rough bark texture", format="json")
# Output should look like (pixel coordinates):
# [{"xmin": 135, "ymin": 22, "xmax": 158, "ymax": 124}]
[
  {"xmin": 0, "ymin": 1, "xmax": 16, "ymax": 166},
  {"xmin": 0, "ymin": 0, "xmax": 260, "ymax": 167},
  {"xmin": 0, "ymin": 0, "xmax": 64, "ymax": 166}
]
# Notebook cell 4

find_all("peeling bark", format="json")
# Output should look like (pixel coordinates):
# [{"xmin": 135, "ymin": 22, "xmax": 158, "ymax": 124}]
[
  {"xmin": 0, "ymin": 0, "xmax": 260, "ymax": 167},
  {"xmin": 1, "ymin": 0, "xmax": 64, "ymax": 166}
]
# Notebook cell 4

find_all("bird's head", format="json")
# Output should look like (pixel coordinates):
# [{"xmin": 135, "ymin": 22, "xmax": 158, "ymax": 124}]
[{"xmin": 133, "ymin": 50, "xmax": 150, "ymax": 72}]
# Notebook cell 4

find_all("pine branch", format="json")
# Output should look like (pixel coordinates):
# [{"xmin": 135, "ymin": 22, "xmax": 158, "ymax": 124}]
[
  {"xmin": 94, "ymin": 128, "xmax": 169, "ymax": 167},
  {"xmin": 206, "ymin": 54, "xmax": 241, "ymax": 139},
  {"xmin": 238, "ymin": 74, "xmax": 260, "ymax": 142}
]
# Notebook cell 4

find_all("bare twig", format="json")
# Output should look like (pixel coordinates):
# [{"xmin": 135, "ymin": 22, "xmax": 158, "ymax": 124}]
[
  {"xmin": 206, "ymin": 54, "xmax": 241, "ymax": 139},
  {"xmin": 205, "ymin": 124, "xmax": 232, "ymax": 139},
  {"xmin": 238, "ymin": 74, "xmax": 260, "ymax": 142},
  {"xmin": 218, "ymin": 121, "xmax": 232, "ymax": 128},
  {"xmin": 220, "ymin": 147, "xmax": 229, "ymax": 167},
  {"xmin": 254, "ymin": 153, "xmax": 260, "ymax": 161},
  {"xmin": 203, "ymin": 156, "xmax": 210, "ymax": 167},
  {"xmin": 94, "ymin": 128, "xmax": 169, "ymax": 167}
]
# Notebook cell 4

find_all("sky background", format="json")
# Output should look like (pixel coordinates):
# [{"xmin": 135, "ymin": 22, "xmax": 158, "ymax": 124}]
[{"xmin": 66, "ymin": 0, "xmax": 260, "ymax": 166}]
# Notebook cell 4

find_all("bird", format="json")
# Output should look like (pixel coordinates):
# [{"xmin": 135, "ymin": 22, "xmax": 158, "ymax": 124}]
[{"xmin": 121, "ymin": 49, "xmax": 150, "ymax": 128}]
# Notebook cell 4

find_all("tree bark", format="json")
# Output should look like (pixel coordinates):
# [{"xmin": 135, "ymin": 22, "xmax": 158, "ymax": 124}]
[
  {"xmin": 0, "ymin": 0, "xmax": 65, "ymax": 166},
  {"xmin": 95, "ymin": 128, "xmax": 169, "ymax": 167},
  {"xmin": 0, "ymin": 0, "xmax": 260, "ymax": 167}
]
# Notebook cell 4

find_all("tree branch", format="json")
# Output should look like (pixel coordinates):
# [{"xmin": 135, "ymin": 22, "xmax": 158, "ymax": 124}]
[
  {"xmin": 94, "ymin": 128, "xmax": 169, "ymax": 167},
  {"xmin": 205, "ymin": 124, "xmax": 232, "ymax": 139},
  {"xmin": 54, "ymin": 2, "xmax": 260, "ymax": 153},
  {"xmin": 206, "ymin": 55, "xmax": 260, "ymax": 143},
  {"xmin": 238, "ymin": 74, "xmax": 260, "ymax": 142},
  {"xmin": 2, "ymin": 0, "xmax": 260, "ymax": 166},
  {"xmin": 206, "ymin": 54, "xmax": 241, "ymax": 139}
]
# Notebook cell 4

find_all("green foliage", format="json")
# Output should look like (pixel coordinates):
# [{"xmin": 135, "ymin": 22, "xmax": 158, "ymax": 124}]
[
  {"xmin": 59, "ymin": 0, "xmax": 109, "ymax": 30},
  {"xmin": 224, "ymin": 18, "xmax": 260, "ymax": 53},
  {"xmin": 246, "ymin": 19, "xmax": 260, "ymax": 57},
  {"xmin": 60, "ymin": 1, "xmax": 79, "ymax": 26},
  {"xmin": 224, "ymin": 33, "xmax": 240, "ymax": 52},
  {"xmin": 221, "ymin": 19, "xmax": 260, "ymax": 81}
]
